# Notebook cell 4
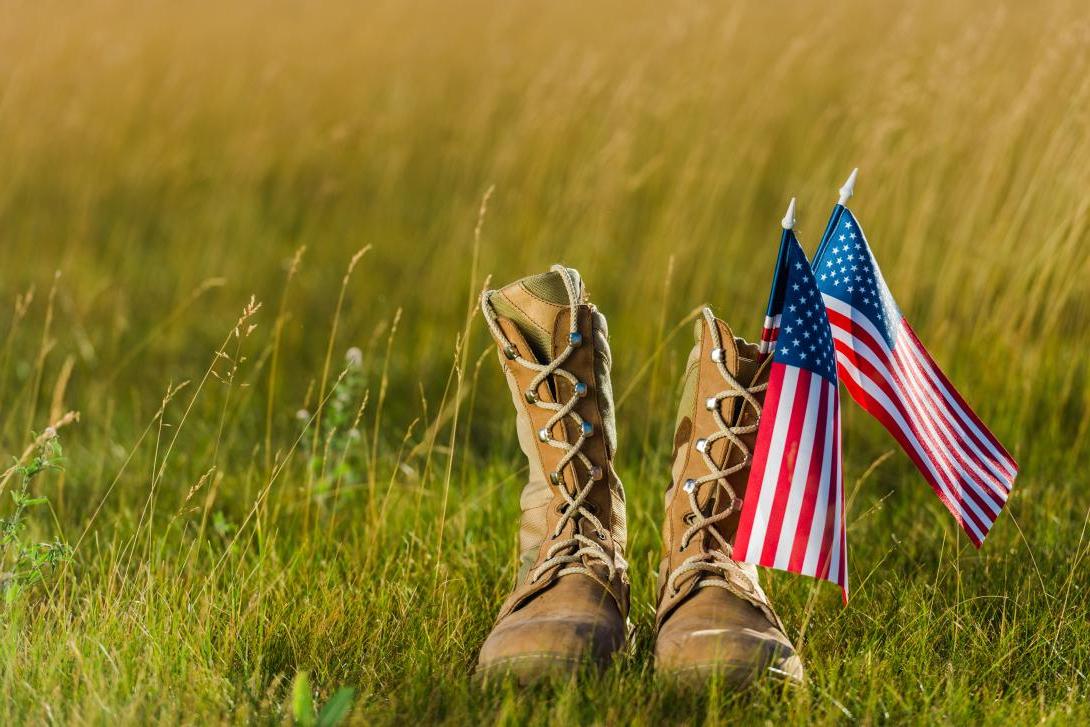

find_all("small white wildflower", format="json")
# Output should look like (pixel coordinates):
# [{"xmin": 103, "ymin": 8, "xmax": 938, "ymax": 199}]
[
  {"xmin": 296, "ymin": 409, "xmax": 310, "ymax": 421},
  {"xmin": 345, "ymin": 347, "xmax": 363, "ymax": 368},
  {"xmin": 348, "ymin": 428, "xmax": 361, "ymax": 440}
]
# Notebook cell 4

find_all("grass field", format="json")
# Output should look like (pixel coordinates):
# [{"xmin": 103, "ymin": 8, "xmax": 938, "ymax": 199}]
[{"xmin": 2, "ymin": 0, "xmax": 1089, "ymax": 723}]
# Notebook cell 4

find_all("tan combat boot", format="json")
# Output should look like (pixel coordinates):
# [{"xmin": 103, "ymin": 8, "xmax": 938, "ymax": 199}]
[
  {"xmin": 654, "ymin": 307, "xmax": 804, "ymax": 688},
  {"xmin": 475, "ymin": 265, "xmax": 629, "ymax": 683}
]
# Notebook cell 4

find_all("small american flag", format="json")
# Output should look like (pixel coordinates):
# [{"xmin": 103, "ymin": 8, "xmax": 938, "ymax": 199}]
[
  {"xmin": 735, "ymin": 230, "xmax": 847, "ymax": 597},
  {"xmin": 813, "ymin": 206, "xmax": 1018, "ymax": 546}
]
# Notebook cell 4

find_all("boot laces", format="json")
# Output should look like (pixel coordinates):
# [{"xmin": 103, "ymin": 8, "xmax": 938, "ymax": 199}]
[
  {"xmin": 666, "ymin": 308, "xmax": 766, "ymax": 597},
  {"xmin": 481, "ymin": 265, "xmax": 615, "ymax": 586}
]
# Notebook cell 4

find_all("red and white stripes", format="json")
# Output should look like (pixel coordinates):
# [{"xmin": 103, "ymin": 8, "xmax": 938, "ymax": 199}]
[
  {"xmin": 822, "ymin": 294, "xmax": 1018, "ymax": 546},
  {"xmin": 734, "ymin": 363, "xmax": 847, "ymax": 597},
  {"xmin": 757, "ymin": 314, "xmax": 781, "ymax": 359}
]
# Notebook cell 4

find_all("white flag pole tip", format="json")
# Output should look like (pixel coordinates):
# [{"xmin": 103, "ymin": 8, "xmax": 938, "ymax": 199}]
[
  {"xmin": 838, "ymin": 168, "xmax": 858, "ymax": 206},
  {"xmin": 781, "ymin": 197, "xmax": 797, "ymax": 230}
]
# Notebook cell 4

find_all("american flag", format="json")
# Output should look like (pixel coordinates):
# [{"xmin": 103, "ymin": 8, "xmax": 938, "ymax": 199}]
[
  {"xmin": 735, "ymin": 230, "xmax": 847, "ymax": 597},
  {"xmin": 812, "ymin": 206, "xmax": 1018, "ymax": 546}
]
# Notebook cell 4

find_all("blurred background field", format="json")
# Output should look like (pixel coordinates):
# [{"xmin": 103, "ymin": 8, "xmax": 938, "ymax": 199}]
[{"xmin": 1, "ymin": 0, "xmax": 1088, "ymax": 723}]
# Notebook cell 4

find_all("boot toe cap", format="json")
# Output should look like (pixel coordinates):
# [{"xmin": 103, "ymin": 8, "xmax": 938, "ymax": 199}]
[
  {"xmin": 476, "ymin": 610, "xmax": 624, "ymax": 682},
  {"xmin": 656, "ymin": 620, "xmax": 804, "ymax": 689}
]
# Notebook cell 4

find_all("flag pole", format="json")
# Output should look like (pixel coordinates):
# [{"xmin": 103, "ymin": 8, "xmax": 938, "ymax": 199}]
[
  {"xmin": 812, "ymin": 168, "xmax": 857, "ymax": 266},
  {"xmin": 758, "ymin": 197, "xmax": 796, "ymax": 361}
]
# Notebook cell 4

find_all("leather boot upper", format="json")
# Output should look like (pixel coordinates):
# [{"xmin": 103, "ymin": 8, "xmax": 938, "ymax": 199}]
[{"xmin": 476, "ymin": 266, "xmax": 628, "ymax": 677}]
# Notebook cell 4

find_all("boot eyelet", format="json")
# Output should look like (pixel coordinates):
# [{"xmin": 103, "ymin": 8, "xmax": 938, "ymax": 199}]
[
  {"xmin": 524, "ymin": 391, "xmax": 537, "ymax": 404},
  {"xmin": 581, "ymin": 421, "xmax": 594, "ymax": 437},
  {"xmin": 589, "ymin": 465, "xmax": 603, "ymax": 481},
  {"xmin": 710, "ymin": 348, "xmax": 725, "ymax": 363},
  {"xmin": 695, "ymin": 438, "xmax": 708, "ymax": 453},
  {"xmin": 595, "ymin": 529, "xmax": 607, "ymax": 541},
  {"xmin": 503, "ymin": 343, "xmax": 518, "ymax": 360},
  {"xmin": 569, "ymin": 332, "xmax": 583, "ymax": 347},
  {"xmin": 705, "ymin": 397, "xmax": 718, "ymax": 411},
  {"xmin": 683, "ymin": 512, "xmax": 697, "ymax": 525},
  {"xmin": 574, "ymin": 381, "xmax": 588, "ymax": 397},
  {"xmin": 537, "ymin": 427, "xmax": 550, "ymax": 442},
  {"xmin": 549, "ymin": 471, "xmax": 563, "ymax": 486},
  {"xmin": 683, "ymin": 478, "xmax": 697, "ymax": 494}
]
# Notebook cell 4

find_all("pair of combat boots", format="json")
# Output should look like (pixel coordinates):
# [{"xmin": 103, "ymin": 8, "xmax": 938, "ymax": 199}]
[{"xmin": 476, "ymin": 265, "xmax": 804, "ymax": 687}]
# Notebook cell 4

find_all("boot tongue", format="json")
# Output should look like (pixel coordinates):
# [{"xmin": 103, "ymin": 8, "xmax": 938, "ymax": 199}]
[
  {"xmin": 733, "ymin": 338, "xmax": 762, "ymax": 388},
  {"xmin": 489, "ymin": 268, "xmax": 584, "ymax": 363}
]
